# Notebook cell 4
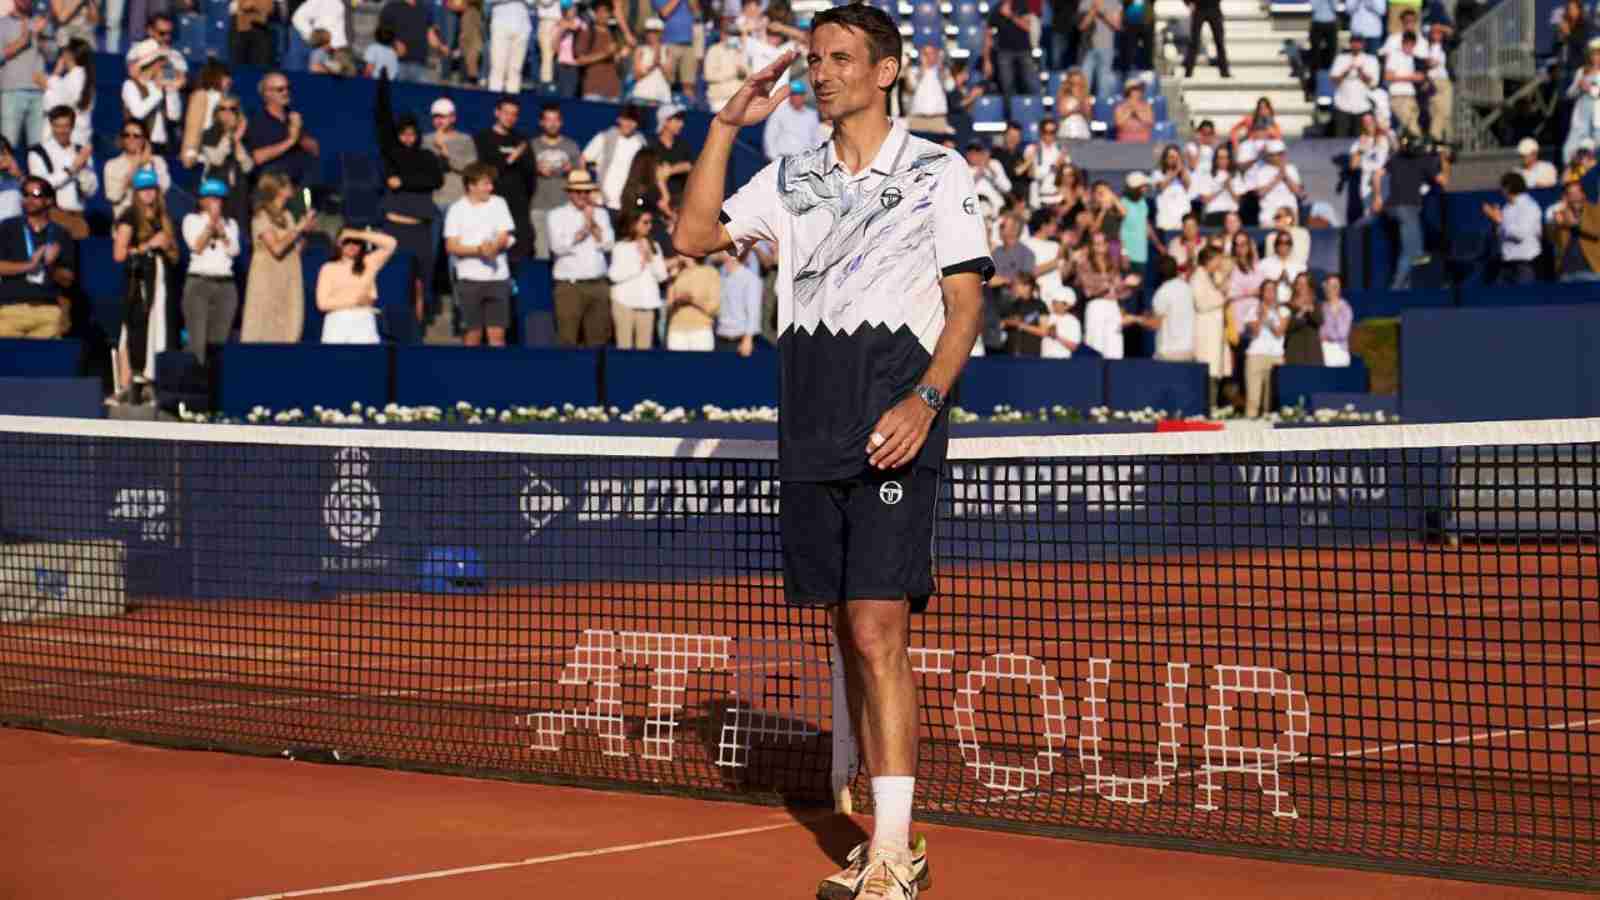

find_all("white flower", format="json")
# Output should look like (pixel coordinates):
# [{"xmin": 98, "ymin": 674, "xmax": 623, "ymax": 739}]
[{"xmin": 374, "ymin": 414, "xmax": 388, "ymax": 425}]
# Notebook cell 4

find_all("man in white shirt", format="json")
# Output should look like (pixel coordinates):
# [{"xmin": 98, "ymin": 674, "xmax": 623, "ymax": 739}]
[
  {"xmin": 1328, "ymin": 36, "xmax": 1378, "ymax": 138},
  {"xmin": 1135, "ymin": 255, "xmax": 1195, "ymax": 361},
  {"xmin": 966, "ymin": 140, "xmax": 1011, "ymax": 221},
  {"xmin": 1185, "ymin": 120, "xmax": 1217, "ymax": 174},
  {"xmin": 1482, "ymin": 172, "xmax": 1542, "ymax": 284},
  {"xmin": 1250, "ymin": 139, "xmax": 1303, "ymax": 227},
  {"xmin": 1516, "ymin": 137, "xmax": 1558, "ymax": 189},
  {"xmin": 179, "ymin": 178, "xmax": 241, "ymax": 364},
  {"xmin": 293, "ymin": 0, "xmax": 349, "ymax": 49},
  {"xmin": 27, "ymin": 105, "xmax": 95, "ymax": 221},
  {"xmin": 763, "ymin": 81, "xmax": 823, "ymax": 160},
  {"xmin": 1022, "ymin": 209, "xmax": 1067, "ymax": 302},
  {"xmin": 900, "ymin": 43, "xmax": 951, "ymax": 134},
  {"xmin": 444, "ymin": 161, "xmax": 518, "ymax": 346},
  {"xmin": 1384, "ymin": 30, "xmax": 1426, "ymax": 137},
  {"xmin": 583, "ymin": 106, "xmax": 647, "ymax": 213},
  {"xmin": 546, "ymin": 168, "xmax": 615, "ymax": 346}
]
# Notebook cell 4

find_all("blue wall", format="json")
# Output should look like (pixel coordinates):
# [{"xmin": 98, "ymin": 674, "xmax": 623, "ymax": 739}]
[{"xmin": 1401, "ymin": 305, "xmax": 1600, "ymax": 420}]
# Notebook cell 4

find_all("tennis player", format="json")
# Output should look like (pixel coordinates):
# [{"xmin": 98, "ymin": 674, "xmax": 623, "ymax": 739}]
[{"xmin": 673, "ymin": 6, "xmax": 992, "ymax": 898}]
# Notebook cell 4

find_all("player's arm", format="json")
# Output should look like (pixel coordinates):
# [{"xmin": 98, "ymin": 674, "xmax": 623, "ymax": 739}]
[{"xmin": 673, "ymin": 49, "xmax": 798, "ymax": 257}]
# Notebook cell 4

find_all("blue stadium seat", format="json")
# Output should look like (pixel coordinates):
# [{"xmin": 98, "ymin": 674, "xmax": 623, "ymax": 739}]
[
  {"xmin": 972, "ymin": 95, "xmax": 1006, "ymax": 132},
  {"xmin": 1315, "ymin": 70, "xmax": 1334, "ymax": 107},
  {"xmin": 952, "ymin": 24, "xmax": 985, "ymax": 58},
  {"xmin": 1020, "ymin": 120, "xmax": 1040, "ymax": 142},
  {"xmin": 865, "ymin": 0, "xmax": 899, "ymax": 19},
  {"xmin": 1044, "ymin": 69, "xmax": 1068, "ymax": 100},
  {"xmin": 1151, "ymin": 93, "xmax": 1168, "ymax": 122},
  {"xmin": 1009, "ymin": 95, "xmax": 1043, "ymax": 126},
  {"xmin": 911, "ymin": 23, "xmax": 943, "ymax": 47},
  {"xmin": 1152, "ymin": 120, "xmax": 1177, "ymax": 142},
  {"xmin": 1091, "ymin": 96, "xmax": 1115, "ymax": 135},
  {"xmin": 909, "ymin": 1, "xmax": 942, "ymax": 31},
  {"xmin": 950, "ymin": 1, "xmax": 984, "ymax": 28},
  {"xmin": 174, "ymin": 12, "xmax": 207, "ymax": 62}
]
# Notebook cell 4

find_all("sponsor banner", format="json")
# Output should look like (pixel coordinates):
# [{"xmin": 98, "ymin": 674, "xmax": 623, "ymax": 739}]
[{"xmin": 0, "ymin": 540, "xmax": 127, "ymax": 623}]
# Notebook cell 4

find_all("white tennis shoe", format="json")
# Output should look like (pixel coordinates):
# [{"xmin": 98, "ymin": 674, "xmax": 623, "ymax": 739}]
[{"xmin": 816, "ymin": 836, "xmax": 930, "ymax": 900}]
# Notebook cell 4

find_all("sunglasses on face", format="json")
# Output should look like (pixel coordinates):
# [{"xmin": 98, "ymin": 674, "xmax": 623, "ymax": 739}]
[
  {"xmin": 122, "ymin": 131, "xmax": 144, "ymax": 139},
  {"xmin": 23, "ymin": 188, "xmax": 48, "ymax": 198},
  {"xmin": 153, "ymin": 29, "xmax": 172, "ymax": 37}
]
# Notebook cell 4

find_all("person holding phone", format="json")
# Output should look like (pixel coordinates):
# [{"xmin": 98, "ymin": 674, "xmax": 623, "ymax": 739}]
[
  {"xmin": 240, "ymin": 172, "xmax": 317, "ymax": 342},
  {"xmin": 122, "ymin": 40, "xmax": 182, "ymax": 155}
]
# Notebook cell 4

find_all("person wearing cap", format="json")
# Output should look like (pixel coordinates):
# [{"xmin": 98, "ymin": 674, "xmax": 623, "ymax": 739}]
[
  {"xmin": 112, "ymin": 166, "xmax": 178, "ymax": 403},
  {"xmin": 1383, "ymin": 30, "xmax": 1427, "ymax": 138},
  {"xmin": 1249, "ymin": 139, "xmax": 1302, "ymax": 228},
  {"xmin": 121, "ymin": 39, "xmax": 183, "ymax": 156},
  {"xmin": 1329, "ymin": 35, "xmax": 1378, "ymax": 138},
  {"xmin": 1564, "ymin": 138, "xmax": 1596, "ymax": 183},
  {"xmin": 763, "ymin": 79, "xmax": 822, "ymax": 160},
  {"xmin": 630, "ymin": 17, "xmax": 673, "ymax": 102},
  {"xmin": 27, "ymin": 105, "xmax": 96, "ymax": 236},
  {"xmin": 1182, "ymin": 0, "xmax": 1229, "ymax": 79},
  {"xmin": 650, "ymin": 102, "xmax": 692, "ymax": 199},
  {"xmin": 444, "ymin": 161, "xmax": 518, "ymax": 346},
  {"xmin": 1370, "ymin": 132, "xmax": 1444, "ymax": 290},
  {"xmin": 474, "ymin": 96, "xmax": 537, "ymax": 258},
  {"xmin": 584, "ymin": 106, "xmax": 647, "ymax": 213},
  {"xmin": 105, "ymin": 120, "xmax": 171, "ymax": 218},
  {"xmin": 424, "ymin": 97, "xmax": 478, "ymax": 212},
  {"xmin": 1113, "ymin": 79, "xmax": 1152, "ymax": 143},
  {"xmin": 0, "ymin": 176, "xmax": 75, "ymax": 340},
  {"xmin": 317, "ymin": 227, "xmax": 399, "ymax": 344},
  {"xmin": 673, "ymin": 5, "xmax": 992, "ymax": 893},
  {"xmin": 547, "ymin": 167, "xmax": 614, "ymax": 346},
  {"xmin": 1516, "ymin": 137, "xmax": 1558, "ymax": 189},
  {"xmin": 530, "ymin": 102, "xmax": 583, "ymax": 259},
  {"xmin": 379, "ymin": 0, "xmax": 448, "ymax": 83},
  {"xmin": 1482, "ymin": 172, "xmax": 1542, "ymax": 284},
  {"xmin": 180, "ymin": 178, "xmax": 242, "ymax": 364},
  {"xmin": 1119, "ymin": 171, "xmax": 1154, "ymax": 276},
  {"xmin": 704, "ymin": 16, "xmax": 749, "ymax": 111},
  {"xmin": 1078, "ymin": 0, "xmax": 1122, "ymax": 104}
]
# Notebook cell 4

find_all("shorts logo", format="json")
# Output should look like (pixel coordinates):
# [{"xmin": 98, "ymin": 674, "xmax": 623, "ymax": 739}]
[
  {"xmin": 879, "ymin": 481, "xmax": 904, "ymax": 505},
  {"xmin": 880, "ymin": 186, "xmax": 903, "ymax": 209},
  {"xmin": 961, "ymin": 196, "xmax": 977, "ymax": 215}
]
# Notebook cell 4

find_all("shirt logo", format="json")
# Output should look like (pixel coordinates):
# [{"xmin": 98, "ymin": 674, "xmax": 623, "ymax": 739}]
[
  {"xmin": 880, "ymin": 186, "xmax": 903, "ymax": 209},
  {"xmin": 879, "ymin": 481, "xmax": 904, "ymax": 505},
  {"xmin": 962, "ymin": 196, "xmax": 977, "ymax": 215}
]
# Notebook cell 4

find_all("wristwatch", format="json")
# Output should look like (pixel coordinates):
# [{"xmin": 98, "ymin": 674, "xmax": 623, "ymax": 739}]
[{"xmin": 913, "ymin": 384, "xmax": 944, "ymax": 412}]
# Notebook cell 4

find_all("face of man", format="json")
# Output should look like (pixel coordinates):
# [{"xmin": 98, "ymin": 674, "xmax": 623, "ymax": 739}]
[
  {"xmin": 999, "ymin": 217, "xmax": 1019, "ymax": 245},
  {"xmin": 433, "ymin": 111, "xmax": 455, "ymax": 133},
  {"xmin": 495, "ymin": 102, "xmax": 520, "ymax": 132},
  {"xmin": 661, "ymin": 113, "xmax": 684, "ymax": 139},
  {"xmin": 808, "ymin": 22, "xmax": 894, "ymax": 124},
  {"xmin": 788, "ymin": 90, "xmax": 807, "ymax": 109},
  {"xmin": 618, "ymin": 115, "xmax": 638, "ymax": 136},
  {"xmin": 21, "ymin": 182, "xmax": 50, "ymax": 218},
  {"xmin": 150, "ymin": 17, "xmax": 173, "ymax": 46},
  {"xmin": 263, "ymin": 76, "xmax": 290, "ymax": 109},
  {"xmin": 467, "ymin": 175, "xmax": 494, "ymax": 201},
  {"xmin": 568, "ymin": 186, "xmax": 593, "ymax": 210},
  {"xmin": 540, "ymin": 109, "xmax": 562, "ymax": 137},
  {"xmin": 48, "ymin": 115, "xmax": 72, "ymax": 147}
]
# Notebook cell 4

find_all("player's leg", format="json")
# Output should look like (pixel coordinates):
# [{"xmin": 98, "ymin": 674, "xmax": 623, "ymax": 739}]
[{"xmin": 834, "ymin": 599, "xmax": 918, "ymax": 843}]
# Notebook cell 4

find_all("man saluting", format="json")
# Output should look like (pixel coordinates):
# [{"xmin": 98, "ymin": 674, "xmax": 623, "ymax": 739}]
[{"xmin": 672, "ymin": 6, "xmax": 992, "ymax": 899}]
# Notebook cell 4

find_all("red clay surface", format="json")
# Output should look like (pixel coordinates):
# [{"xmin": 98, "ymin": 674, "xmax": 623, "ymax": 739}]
[
  {"xmin": 0, "ymin": 543, "xmax": 1595, "ymax": 885},
  {"xmin": 0, "ymin": 728, "xmax": 1579, "ymax": 900}
]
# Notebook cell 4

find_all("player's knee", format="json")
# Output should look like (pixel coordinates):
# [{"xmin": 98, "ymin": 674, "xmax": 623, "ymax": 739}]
[{"xmin": 839, "ymin": 604, "xmax": 908, "ymax": 669}]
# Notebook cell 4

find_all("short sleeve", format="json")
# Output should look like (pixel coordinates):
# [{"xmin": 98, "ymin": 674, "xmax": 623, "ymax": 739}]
[
  {"xmin": 720, "ymin": 159, "xmax": 781, "ymax": 248},
  {"xmin": 182, "ymin": 214, "xmax": 205, "ymax": 246},
  {"xmin": 932, "ymin": 152, "xmax": 994, "ymax": 281},
  {"xmin": 443, "ymin": 201, "xmax": 464, "ymax": 238}
]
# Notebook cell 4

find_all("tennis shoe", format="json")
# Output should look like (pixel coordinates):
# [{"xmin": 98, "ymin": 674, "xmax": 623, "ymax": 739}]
[
  {"xmin": 854, "ymin": 847, "xmax": 923, "ymax": 900},
  {"xmin": 816, "ymin": 836, "xmax": 930, "ymax": 900}
]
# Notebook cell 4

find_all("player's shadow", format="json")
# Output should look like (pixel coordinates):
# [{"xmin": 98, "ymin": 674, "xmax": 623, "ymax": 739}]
[{"xmin": 690, "ymin": 698, "xmax": 868, "ymax": 866}]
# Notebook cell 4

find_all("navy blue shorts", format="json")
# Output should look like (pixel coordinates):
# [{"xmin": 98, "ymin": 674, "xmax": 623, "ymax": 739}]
[{"xmin": 779, "ymin": 466, "xmax": 940, "ymax": 612}]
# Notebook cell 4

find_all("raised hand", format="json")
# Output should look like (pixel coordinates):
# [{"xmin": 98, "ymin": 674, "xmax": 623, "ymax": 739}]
[{"xmin": 715, "ymin": 49, "xmax": 799, "ymax": 127}]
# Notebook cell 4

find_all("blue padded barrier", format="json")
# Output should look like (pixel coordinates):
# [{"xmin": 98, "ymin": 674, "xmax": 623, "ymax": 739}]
[
  {"xmin": 213, "ymin": 343, "xmax": 390, "ymax": 417},
  {"xmin": 955, "ymin": 356, "xmax": 1103, "ymax": 414},
  {"xmin": 0, "ymin": 339, "xmax": 83, "ymax": 376},
  {"xmin": 1103, "ymin": 359, "xmax": 1209, "ymax": 417},
  {"xmin": 1457, "ymin": 279, "xmax": 1600, "ymax": 308},
  {"xmin": 0, "ymin": 377, "xmax": 102, "ymax": 416},
  {"xmin": 1273, "ymin": 358, "xmax": 1369, "ymax": 410},
  {"xmin": 393, "ymin": 346, "xmax": 601, "ymax": 409},
  {"xmin": 602, "ymin": 347, "xmax": 779, "ymax": 409},
  {"xmin": 1345, "ymin": 287, "xmax": 1453, "ymax": 320},
  {"xmin": 1401, "ymin": 306, "xmax": 1600, "ymax": 421}
]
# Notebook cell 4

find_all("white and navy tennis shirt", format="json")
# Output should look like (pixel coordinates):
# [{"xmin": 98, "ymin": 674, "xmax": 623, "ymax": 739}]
[{"xmin": 720, "ymin": 122, "xmax": 994, "ymax": 482}]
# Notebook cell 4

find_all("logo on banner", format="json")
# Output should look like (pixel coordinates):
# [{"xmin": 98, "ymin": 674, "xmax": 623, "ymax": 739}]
[
  {"xmin": 879, "ymin": 481, "xmax": 904, "ymax": 505},
  {"xmin": 108, "ymin": 488, "xmax": 170, "ymax": 542},
  {"xmin": 520, "ymin": 467, "xmax": 568, "ymax": 541},
  {"xmin": 323, "ymin": 448, "xmax": 382, "ymax": 549}
]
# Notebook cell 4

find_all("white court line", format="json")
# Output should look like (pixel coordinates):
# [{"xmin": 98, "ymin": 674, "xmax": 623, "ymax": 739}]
[
  {"xmin": 973, "ymin": 715, "xmax": 1600, "ymax": 806},
  {"xmin": 44, "ymin": 678, "xmax": 544, "ymax": 723},
  {"xmin": 231, "ymin": 819, "xmax": 800, "ymax": 899}
]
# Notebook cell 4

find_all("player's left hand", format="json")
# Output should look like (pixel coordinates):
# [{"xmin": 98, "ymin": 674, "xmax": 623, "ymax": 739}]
[{"xmin": 866, "ymin": 395, "xmax": 937, "ymax": 471}]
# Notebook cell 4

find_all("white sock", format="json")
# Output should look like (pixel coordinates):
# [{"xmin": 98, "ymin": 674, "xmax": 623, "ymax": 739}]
[{"xmin": 869, "ymin": 775, "xmax": 915, "ymax": 855}]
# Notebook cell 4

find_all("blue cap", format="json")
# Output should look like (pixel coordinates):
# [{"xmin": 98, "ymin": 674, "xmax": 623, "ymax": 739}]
[
  {"xmin": 199, "ymin": 177, "xmax": 228, "ymax": 198},
  {"xmin": 131, "ymin": 167, "xmax": 160, "ymax": 190},
  {"xmin": 788, "ymin": 79, "xmax": 806, "ymax": 94}
]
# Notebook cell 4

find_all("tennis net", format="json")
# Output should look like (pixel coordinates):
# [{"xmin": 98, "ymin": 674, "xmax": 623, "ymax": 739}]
[{"xmin": 0, "ymin": 415, "xmax": 1595, "ymax": 890}]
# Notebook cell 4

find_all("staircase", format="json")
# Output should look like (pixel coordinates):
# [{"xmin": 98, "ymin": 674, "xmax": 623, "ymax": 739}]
[{"xmin": 1158, "ymin": 0, "xmax": 1317, "ymax": 136}]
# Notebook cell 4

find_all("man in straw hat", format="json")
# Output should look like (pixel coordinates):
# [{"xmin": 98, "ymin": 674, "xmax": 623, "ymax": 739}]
[
  {"xmin": 546, "ymin": 166, "xmax": 613, "ymax": 346},
  {"xmin": 673, "ymin": 4, "xmax": 991, "ymax": 897}
]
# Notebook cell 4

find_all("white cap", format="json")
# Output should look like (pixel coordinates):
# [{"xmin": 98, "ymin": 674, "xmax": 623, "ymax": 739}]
[
  {"xmin": 644, "ymin": 16, "xmax": 664, "ymax": 30},
  {"xmin": 1125, "ymin": 171, "xmax": 1149, "ymax": 189},
  {"xmin": 430, "ymin": 98, "xmax": 456, "ymax": 116},
  {"xmin": 127, "ymin": 39, "xmax": 164, "ymax": 68},
  {"xmin": 1517, "ymin": 137, "xmax": 1540, "ymax": 156},
  {"xmin": 1266, "ymin": 139, "xmax": 1287, "ymax": 154},
  {"xmin": 1581, "ymin": 138, "xmax": 1597, "ymax": 153},
  {"xmin": 656, "ymin": 104, "xmax": 684, "ymax": 132}
]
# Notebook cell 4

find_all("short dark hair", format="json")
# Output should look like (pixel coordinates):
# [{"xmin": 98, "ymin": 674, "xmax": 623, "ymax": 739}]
[
  {"xmin": 147, "ymin": 11, "xmax": 173, "ymax": 27},
  {"xmin": 1028, "ymin": 208, "xmax": 1056, "ymax": 233},
  {"xmin": 618, "ymin": 105, "xmax": 643, "ymax": 123},
  {"xmin": 540, "ymin": 102, "xmax": 562, "ymax": 117},
  {"xmin": 810, "ymin": 3, "xmax": 902, "ymax": 89},
  {"xmin": 463, "ymin": 161, "xmax": 498, "ymax": 185},
  {"xmin": 1501, "ymin": 172, "xmax": 1527, "ymax": 194},
  {"xmin": 1157, "ymin": 254, "xmax": 1179, "ymax": 281},
  {"xmin": 496, "ymin": 96, "xmax": 519, "ymax": 110},
  {"xmin": 1197, "ymin": 246, "xmax": 1219, "ymax": 266},
  {"xmin": 46, "ymin": 105, "xmax": 75, "ymax": 123},
  {"xmin": 375, "ymin": 25, "xmax": 395, "ymax": 44},
  {"xmin": 21, "ymin": 175, "xmax": 54, "ymax": 200}
]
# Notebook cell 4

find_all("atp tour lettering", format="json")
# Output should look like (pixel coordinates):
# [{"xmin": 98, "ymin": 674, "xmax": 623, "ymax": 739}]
[{"xmin": 530, "ymin": 630, "xmax": 1309, "ymax": 818}]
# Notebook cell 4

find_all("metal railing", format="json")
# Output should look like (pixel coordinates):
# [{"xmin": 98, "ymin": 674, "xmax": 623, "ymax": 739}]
[{"xmin": 1450, "ymin": 0, "xmax": 1538, "ymax": 149}]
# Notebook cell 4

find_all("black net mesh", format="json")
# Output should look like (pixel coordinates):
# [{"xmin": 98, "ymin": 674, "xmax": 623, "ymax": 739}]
[{"xmin": 0, "ymin": 418, "xmax": 1594, "ymax": 890}]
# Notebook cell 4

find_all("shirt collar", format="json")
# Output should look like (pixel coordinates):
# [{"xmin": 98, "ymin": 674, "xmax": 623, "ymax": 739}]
[{"xmin": 817, "ymin": 122, "xmax": 909, "ymax": 180}]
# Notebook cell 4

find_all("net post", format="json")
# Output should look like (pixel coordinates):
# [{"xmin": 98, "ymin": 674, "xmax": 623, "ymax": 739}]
[{"xmin": 829, "ymin": 633, "xmax": 856, "ymax": 814}]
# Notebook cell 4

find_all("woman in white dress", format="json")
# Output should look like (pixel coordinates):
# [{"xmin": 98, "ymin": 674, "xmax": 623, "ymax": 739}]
[
  {"xmin": 111, "ymin": 168, "xmax": 178, "ymax": 405},
  {"xmin": 1257, "ymin": 229, "xmax": 1303, "ymax": 303},
  {"xmin": 317, "ymin": 228, "xmax": 398, "ymax": 344},
  {"xmin": 1150, "ymin": 144, "xmax": 1192, "ymax": 233},
  {"xmin": 631, "ymin": 19, "xmax": 673, "ymax": 103},
  {"xmin": 1189, "ymin": 244, "xmax": 1231, "ymax": 404},
  {"xmin": 607, "ymin": 208, "xmax": 671, "ymax": 349}
]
